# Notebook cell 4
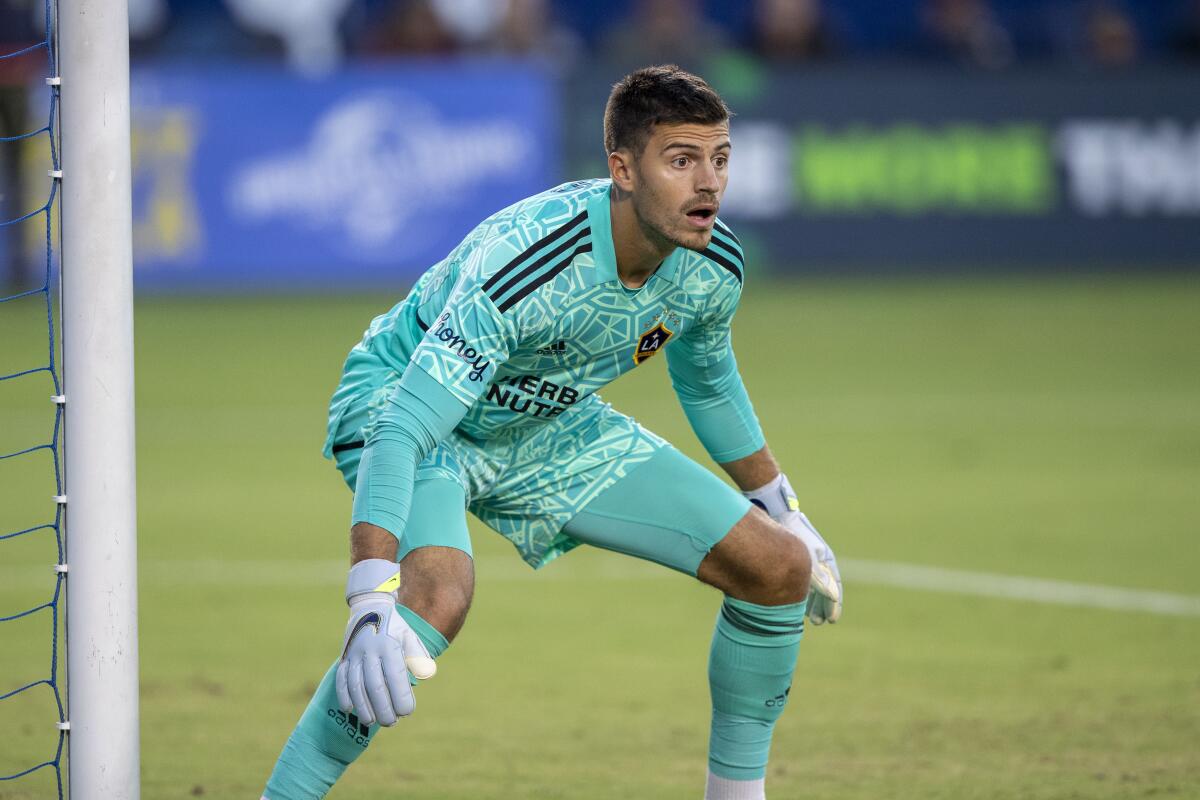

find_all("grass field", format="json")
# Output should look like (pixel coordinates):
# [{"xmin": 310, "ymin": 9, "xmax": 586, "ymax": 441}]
[{"xmin": 2, "ymin": 276, "xmax": 1199, "ymax": 798}]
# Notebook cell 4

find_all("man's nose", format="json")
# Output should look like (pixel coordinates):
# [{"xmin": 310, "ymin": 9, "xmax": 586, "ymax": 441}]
[{"xmin": 695, "ymin": 159, "xmax": 719, "ymax": 194}]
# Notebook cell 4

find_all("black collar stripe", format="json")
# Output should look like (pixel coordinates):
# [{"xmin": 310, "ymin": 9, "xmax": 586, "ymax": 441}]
[
  {"xmin": 487, "ymin": 226, "xmax": 592, "ymax": 307},
  {"xmin": 701, "ymin": 247, "xmax": 743, "ymax": 283},
  {"xmin": 496, "ymin": 241, "xmax": 594, "ymax": 313},
  {"xmin": 481, "ymin": 210, "xmax": 589, "ymax": 294},
  {"xmin": 707, "ymin": 234, "xmax": 744, "ymax": 271},
  {"xmin": 713, "ymin": 220, "xmax": 741, "ymax": 246},
  {"xmin": 711, "ymin": 226, "xmax": 743, "ymax": 258}
]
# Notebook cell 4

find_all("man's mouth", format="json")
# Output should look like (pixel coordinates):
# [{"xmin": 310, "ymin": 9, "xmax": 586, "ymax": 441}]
[{"xmin": 684, "ymin": 204, "xmax": 717, "ymax": 228}]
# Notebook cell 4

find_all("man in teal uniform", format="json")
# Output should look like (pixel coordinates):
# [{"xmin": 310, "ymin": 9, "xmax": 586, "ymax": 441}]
[{"xmin": 262, "ymin": 65, "xmax": 842, "ymax": 800}]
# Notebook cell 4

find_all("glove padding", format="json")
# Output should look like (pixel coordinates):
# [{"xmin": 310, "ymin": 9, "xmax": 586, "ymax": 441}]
[
  {"xmin": 744, "ymin": 474, "xmax": 843, "ymax": 625},
  {"xmin": 335, "ymin": 559, "xmax": 437, "ymax": 727},
  {"xmin": 779, "ymin": 509, "xmax": 842, "ymax": 624}
]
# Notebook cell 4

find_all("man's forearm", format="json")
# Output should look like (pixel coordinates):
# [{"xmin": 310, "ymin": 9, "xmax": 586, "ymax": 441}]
[
  {"xmin": 719, "ymin": 445, "xmax": 780, "ymax": 492},
  {"xmin": 668, "ymin": 348, "xmax": 765, "ymax": 465},
  {"xmin": 351, "ymin": 522, "xmax": 399, "ymax": 565}
]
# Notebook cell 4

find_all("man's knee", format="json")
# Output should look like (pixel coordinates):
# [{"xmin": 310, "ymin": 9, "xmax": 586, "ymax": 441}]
[
  {"xmin": 698, "ymin": 511, "xmax": 811, "ymax": 606},
  {"xmin": 767, "ymin": 528, "xmax": 811, "ymax": 601},
  {"xmin": 396, "ymin": 546, "xmax": 475, "ymax": 642}
]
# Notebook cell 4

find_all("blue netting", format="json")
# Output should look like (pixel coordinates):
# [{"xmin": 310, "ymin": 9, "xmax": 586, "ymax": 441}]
[{"xmin": 0, "ymin": 0, "xmax": 65, "ymax": 796}]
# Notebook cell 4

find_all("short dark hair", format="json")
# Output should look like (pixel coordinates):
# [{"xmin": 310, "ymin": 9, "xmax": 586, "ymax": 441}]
[{"xmin": 603, "ymin": 65, "xmax": 730, "ymax": 157}]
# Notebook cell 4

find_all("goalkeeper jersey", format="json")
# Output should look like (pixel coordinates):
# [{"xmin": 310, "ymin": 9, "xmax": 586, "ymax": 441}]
[{"xmin": 325, "ymin": 179, "xmax": 764, "ymax": 535}]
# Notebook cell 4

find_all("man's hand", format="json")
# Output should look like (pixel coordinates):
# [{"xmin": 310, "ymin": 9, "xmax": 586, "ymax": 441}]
[
  {"xmin": 778, "ymin": 509, "xmax": 842, "ymax": 624},
  {"xmin": 744, "ymin": 474, "xmax": 844, "ymax": 625},
  {"xmin": 335, "ymin": 559, "xmax": 437, "ymax": 727}
]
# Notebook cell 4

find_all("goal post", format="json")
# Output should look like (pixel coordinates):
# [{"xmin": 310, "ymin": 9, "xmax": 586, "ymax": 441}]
[{"xmin": 59, "ymin": 0, "xmax": 140, "ymax": 796}]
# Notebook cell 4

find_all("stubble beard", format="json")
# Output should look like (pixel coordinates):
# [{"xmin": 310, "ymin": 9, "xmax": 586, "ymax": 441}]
[{"xmin": 632, "ymin": 184, "xmax": 712, "ymax": 254}]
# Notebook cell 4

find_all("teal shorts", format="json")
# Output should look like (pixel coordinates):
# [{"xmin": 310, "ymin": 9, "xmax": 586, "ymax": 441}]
[{"xmin": 330, "ymin": 393, "xmax": 751, "ymax": 575}]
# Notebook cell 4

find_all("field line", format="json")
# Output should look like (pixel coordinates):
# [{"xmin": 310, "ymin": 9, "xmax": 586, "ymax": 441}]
[
  {"xmin": 1, "ymin": 557, "xmax": 1198, "ymax": 617},
  {"xmin": 841, "ymin": 558, "xmax": 1200, "ymax": 617}
]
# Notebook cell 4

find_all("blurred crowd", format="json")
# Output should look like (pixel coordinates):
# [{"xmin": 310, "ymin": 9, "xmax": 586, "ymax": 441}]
[
  {"xmin": 5, "ymin": 0, "xmax": 1200, "ymax": 75},
  {"xmin": 3, "ymin": 0, "xmax": 1200, "ymax": 289}
]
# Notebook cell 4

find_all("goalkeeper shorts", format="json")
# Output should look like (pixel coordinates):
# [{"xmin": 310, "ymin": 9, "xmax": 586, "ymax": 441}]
[{"xmin": 328, "ymin": 394, "xmax": 750, "ymax": 574}]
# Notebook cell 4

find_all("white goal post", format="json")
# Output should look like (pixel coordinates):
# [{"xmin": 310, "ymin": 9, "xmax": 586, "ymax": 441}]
[{"xmin": 59, "ymin": 0, "xmax": 140, "ymax": 797}]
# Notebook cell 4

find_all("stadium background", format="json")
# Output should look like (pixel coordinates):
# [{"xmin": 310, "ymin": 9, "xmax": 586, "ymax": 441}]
[{"xmin": 1, "ymin": 0, "xmax": 1198, "ymax": 797}]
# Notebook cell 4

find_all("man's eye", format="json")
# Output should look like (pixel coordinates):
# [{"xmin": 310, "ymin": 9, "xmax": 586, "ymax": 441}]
[
  {"xmin": 714, "ymin": 156, "xmax": 728, "ymax": 168},
  {"xmin": 672, "ymin": 156, "xmax": 690, "ymax": 167}
]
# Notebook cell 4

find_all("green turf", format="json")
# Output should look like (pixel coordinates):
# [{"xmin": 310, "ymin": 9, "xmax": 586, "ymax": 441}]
[{"xmin": 2, "ymin": 276, "xmax": 1198, "ymax": 798}]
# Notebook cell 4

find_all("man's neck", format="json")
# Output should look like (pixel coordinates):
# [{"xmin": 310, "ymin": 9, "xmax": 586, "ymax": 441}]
[{"xmin": 610, "ymin": 191, "xmax": 674, "ymax": 289}]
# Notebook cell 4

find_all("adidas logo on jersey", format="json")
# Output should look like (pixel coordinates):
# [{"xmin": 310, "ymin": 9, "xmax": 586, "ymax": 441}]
[{"xmin": 536, "ymin": 340, "xmax": 568, "ymax": 356}]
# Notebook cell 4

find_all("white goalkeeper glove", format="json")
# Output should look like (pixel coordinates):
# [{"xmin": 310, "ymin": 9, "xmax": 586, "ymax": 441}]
[
  {"xmin": 335, "ymin": 559, "xmax": 437, "ymax": 727},
  {"xmin": 744, "ymin": 474, "xmax": 843, "ymax": 625}
]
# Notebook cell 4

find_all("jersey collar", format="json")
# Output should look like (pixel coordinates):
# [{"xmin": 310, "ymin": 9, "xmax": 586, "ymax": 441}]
[{"xmin": 586, "ymin": 183, "xmax": 684, "ymax": 289}]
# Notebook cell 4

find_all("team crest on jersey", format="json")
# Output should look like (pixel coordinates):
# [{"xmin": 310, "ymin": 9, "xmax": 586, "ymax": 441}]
[{"xmin": 634, "ymin": 322, "xmax": 673, "ymax": 364}]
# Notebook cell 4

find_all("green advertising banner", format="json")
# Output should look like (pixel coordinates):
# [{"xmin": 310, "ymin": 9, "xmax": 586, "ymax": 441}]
[{"xmin": 565, "ymin": 64, "xmax": 1200, "ymax": 272}]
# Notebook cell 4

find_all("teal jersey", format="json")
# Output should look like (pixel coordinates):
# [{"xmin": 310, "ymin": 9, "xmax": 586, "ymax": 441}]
[{"xmin": 326, "ymin": 179, "xmax": 755, "ymax": 454}]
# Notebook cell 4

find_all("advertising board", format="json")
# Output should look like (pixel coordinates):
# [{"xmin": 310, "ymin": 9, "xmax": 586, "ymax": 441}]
[
  {"xmin": 129, "ymin": 62, "xmax": 557, "ymax": 289},
  {"xmin": 566, "ymin": 65, "xmax": 1200, "ymax": 271}
]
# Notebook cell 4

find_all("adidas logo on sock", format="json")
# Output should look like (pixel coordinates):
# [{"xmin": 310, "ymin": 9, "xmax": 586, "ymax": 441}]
[{"xmin": 328, "ymin": 708, "xmax": 371, "ymax": 746}]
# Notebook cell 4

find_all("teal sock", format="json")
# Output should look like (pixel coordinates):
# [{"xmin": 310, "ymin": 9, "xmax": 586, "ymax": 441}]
[
  {"xmin": 262, "ymin": 604, "xmax": 449, "ymax": 799},
  {"xmin": 707, "ymin": 596, "xmax": 806, "ymax": 781},
  {"xmin": 395, "ymin": 603, "xmax": 449, "ymax": 662}
]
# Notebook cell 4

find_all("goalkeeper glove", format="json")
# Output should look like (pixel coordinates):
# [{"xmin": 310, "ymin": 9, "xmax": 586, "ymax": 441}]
[
  {"xmin": 744, "ymin": 473, "xmax": 843, "ymax": 625},
  {"xmin": 335, "ymin": 559, "xmax": 437, "ymax": 727}
]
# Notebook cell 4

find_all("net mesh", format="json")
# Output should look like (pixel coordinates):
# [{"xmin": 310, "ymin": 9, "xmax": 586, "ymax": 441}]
[{"xmin": 0, "ymin": 0, "xmax": 66, "ymax": 795}]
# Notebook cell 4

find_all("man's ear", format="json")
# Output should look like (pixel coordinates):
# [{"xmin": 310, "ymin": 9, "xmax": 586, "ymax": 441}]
[{"xmin": 608, "ymin": 149, "xmax": 636, "ymax": 194}]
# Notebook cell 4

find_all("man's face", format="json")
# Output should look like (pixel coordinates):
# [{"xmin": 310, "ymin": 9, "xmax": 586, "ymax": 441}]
[{"xmin": 629, "ymin": 121, "xmax": 730, "ymax": 252}]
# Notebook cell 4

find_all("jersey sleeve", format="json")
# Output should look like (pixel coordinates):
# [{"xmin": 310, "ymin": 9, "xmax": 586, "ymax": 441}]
[
  {"xmin": 665, "ymin": 270, "xmax": 765, "ymax": 464},
  {"xmin": 409, "ymin": 233, "xmax": 527, "ymax": 405},
  {"xmin": 351, "ymin": 229, "xmax": 537, "ymax": 538},
  {"xmin": 351, "ymin": 366, "xmax": 467, "ymax": 536}
]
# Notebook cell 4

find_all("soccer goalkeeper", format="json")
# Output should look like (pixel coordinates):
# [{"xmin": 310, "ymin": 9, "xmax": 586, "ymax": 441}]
[{"xmin": 261, "ymin": 65, "xmax": 842, "ymax": 800}]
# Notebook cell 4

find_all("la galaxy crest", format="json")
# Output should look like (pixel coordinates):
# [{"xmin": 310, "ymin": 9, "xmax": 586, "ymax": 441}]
[{"xmin": 634, "ymin": 321, "xmax": 673, "ymax": 364}]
